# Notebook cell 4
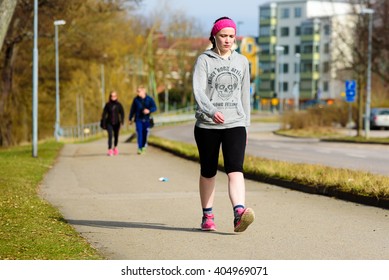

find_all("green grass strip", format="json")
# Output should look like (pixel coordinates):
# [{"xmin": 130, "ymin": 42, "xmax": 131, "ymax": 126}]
[
  {"xmin": 149, "ymin": 135, "xmax": 389, "ymax": 202},
  {"xmin": 0, "ymin": 141, "xmax": 103, "ymax": 260}
]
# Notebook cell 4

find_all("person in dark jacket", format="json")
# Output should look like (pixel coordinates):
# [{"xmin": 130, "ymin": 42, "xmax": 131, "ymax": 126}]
[
  {"xmin": 101, "ymin": 91, "xmax": 125, "ymax": 156},
  {"xmin": 129, "ymin": 85, "xmax": 157, "ymax": 154}
]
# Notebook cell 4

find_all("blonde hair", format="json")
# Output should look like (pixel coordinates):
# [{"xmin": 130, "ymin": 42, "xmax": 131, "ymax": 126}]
[{"xmin": 109, "ymin": 90, "xmax": 118, "ymax": 101}]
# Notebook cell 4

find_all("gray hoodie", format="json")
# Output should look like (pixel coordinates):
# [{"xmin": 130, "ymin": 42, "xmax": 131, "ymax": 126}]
[{"xmin": 192, "ymin": 49, "xmax": 251, "ymax": 129}]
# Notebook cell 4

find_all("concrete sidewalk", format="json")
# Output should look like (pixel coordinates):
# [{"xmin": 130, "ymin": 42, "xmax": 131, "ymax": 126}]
[{"xmin": 40, "ymin": 134, "xmax": 389, "ymax": 260}]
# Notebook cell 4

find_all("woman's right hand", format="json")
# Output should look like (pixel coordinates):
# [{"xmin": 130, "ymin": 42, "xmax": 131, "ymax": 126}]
[{"xmin": 213, "ymin": 112, "xmax": 224, "ymax": 124}]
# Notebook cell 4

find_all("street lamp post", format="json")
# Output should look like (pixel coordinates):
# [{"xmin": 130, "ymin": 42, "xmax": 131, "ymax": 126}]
[
  {"xmin": 237, "ymin": 21, "xmax": 244, "ymax": 36},
  {"xmin": 32, "ymin": 0, "xmax": 38, "ymax": 157},
  {"xmin": 361, "ymin": 8, "xmax": 374, "ymax": 139},
  {"xmin": 54, "ymin": 20, "xmax": 66, "ymax": 141},
  {"xmin": 294, "ymin": 53, "xmax": 301, "ymax": 112},
  {"xmin": 275, "ymin": 45, "xmax": 285, "ymax": 114},
  {"xmin": 101, "ymin": 63, "xmax": 105, "ymax": 109}
]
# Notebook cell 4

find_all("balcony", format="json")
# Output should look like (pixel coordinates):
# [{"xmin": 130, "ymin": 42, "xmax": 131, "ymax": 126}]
[
  {"xmin": 301, "ymin": 52, "xmax": 320, "ymax": 61},
  {"xmin": 258, "ymin": 36, "xmax": 277, "ymax": 44},
  {"xmin": 259, "ymin": 72, "xmax": 276, "ymax": 80},
  {"xmin": 301, "ymin": 71, "xmax": 320, "ymax": 80},
  {"xmin": 258, "ymin": 54, "xmax": 276, "ymax": 62},
  {"xmin": 300, "ymin": 34, "xmax": 320, "ymax": 42},
  {"xmin": 259, "ymin": 18, "xmax": 277, "ymax": 26}
]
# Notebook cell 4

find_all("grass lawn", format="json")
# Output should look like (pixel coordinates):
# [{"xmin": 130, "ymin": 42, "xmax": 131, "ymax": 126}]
[{"xmin": 0, "ymin": 141, "xmax": 103, "ymax": 260}]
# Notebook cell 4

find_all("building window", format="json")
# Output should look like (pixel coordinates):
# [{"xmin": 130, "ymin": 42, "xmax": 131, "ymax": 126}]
[
  {"xmin": 260, "ymin": 44, "xmax": 270, "ymax": 55},
  {"xmin": 283, "ymin": 63, "xmax": 289, "ymax": 74},
  {"xmin": 324, "ymin": 25, "xmax": 330, "ymax": 35},
  {"xmin": 295, "ymin": 45, "xmax": 301, "ymax": 54},
  {"xmin": 281, "ymin": 8, "xmax": 290, "ymax": 19},
  {"xmin": 323, "ymin": 81, "xmax": 329, "ymax": 91},
  {"xmin": 284, "ymin": 45, "xmax": 289, "ymax": 55},
  {"xmin": 324, "ymin": 43, "xmax": 330, "ymax": 54},
  {"xmin": 261, "ymin": 62, "xmax": 275, "ymax": 73},
  {"xmin": 294, "ymin": 7, "xmax": 302, "ymax": 18},
  {"xmin": 295, "ymin": 26, "xmax": 301, "ymax": 36},
  {"xmin": 260, "ymin": 7, "xmax": 271, "ymax": 20},
  {"xmin": 260, "ymin": 26, "xmax": 271, "ymax": 36},
  {"xmin": 323, "ymin": 62, "xmax": 330, "ymax": 73},
  {"xmin": 302, "ymin": 44, "xmax": 313, "ymax": 54},
  {"xmin": 280, "ymin": 82, "xmax": 288, "ymax": 92},
  {"xmin": 274, "ymin": 45, "xmax": 287, "ymax": 55},
  {"xmin": 281, "ymin": 27, "xmax": 289, "ymax": 37},
  {"xmin": 301, "ymin": 62, "xmax": 312, "ymax": 72},
  {"xmin": 302, "ymin": 26, "xmax": 313, "ymax": 35}
]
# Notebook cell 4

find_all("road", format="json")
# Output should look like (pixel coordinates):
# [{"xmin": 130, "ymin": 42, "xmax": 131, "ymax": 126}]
[{"xmin": 152, "ymin": 121, "xmax": 389, "ymax": 176}]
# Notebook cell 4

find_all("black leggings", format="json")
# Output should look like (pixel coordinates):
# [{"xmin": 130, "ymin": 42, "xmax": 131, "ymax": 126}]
[
  {"xmin": 194, "ymin": 126, "xmax": 246, "ymax": 178},
  {"xmin": 107, "ymin": 123, "xmax": 120, "ymax": 149}
]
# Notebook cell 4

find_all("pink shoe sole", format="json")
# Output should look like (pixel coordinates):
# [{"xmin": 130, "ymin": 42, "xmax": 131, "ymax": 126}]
[{"xmin": 234, "ymin": 208, "xmax": 255, "ymax": 233}]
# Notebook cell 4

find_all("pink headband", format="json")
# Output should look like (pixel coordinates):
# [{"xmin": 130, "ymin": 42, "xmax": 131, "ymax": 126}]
[{"xmin": 211, "ymin": 18, "xmax": 236, "ymax": 36}]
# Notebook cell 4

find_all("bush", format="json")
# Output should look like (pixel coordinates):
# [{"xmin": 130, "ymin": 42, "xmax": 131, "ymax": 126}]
[{"xmin": 282, "ymin": 103, "xmax": 351, "ymax": 130}]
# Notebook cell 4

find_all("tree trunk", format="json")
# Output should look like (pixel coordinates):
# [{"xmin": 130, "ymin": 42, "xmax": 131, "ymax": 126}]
[
  {"xmin": 0, "ymin": 41, "xmax": 15, "ymax": 146},
  {"xmin": 356, "ymin": 74, "xmax": 365, "ymax": 137},
  {"xmin": 0, "ymin": 0, "xmax": 18, "ymax": 52}
]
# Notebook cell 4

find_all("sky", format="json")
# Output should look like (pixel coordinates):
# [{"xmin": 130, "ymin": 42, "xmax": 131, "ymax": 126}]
[{"xmin": 136, "ymin": 0, "xmax": 269, "ymax": 37}]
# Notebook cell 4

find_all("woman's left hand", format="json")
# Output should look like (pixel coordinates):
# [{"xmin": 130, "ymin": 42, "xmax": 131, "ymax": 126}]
[{"xmin": 213, "ymin": 112, "xmax": 224, "ymax": 124}]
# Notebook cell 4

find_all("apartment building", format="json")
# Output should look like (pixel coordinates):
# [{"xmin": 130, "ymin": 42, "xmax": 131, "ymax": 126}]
[{"xmin": 258, "ymin": 0, "xmax": 354, "ymax": 105}]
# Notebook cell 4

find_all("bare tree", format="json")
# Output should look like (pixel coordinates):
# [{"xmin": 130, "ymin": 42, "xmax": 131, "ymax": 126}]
[
  {"xmin": 329, "ymin": 0, "xmax": 388, "ymax": 135},
  {"xmin": 0, "ymin": 0, "xmax": 143, "ymax": 146}
]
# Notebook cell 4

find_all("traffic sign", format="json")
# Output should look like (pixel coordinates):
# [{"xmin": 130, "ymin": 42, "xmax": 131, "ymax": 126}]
[{"xmin": 345, "ymin": 80, "xmax": 357, "ymax": 102}]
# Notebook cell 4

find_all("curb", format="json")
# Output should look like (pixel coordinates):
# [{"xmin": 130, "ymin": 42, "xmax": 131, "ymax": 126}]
[
  {"xmin": 150, "ymin": 141, "xmax": 389, "ymax": 211},
  {"xmin": 243, "ymin": 173, "xmax": 389, "ymax": 210}
]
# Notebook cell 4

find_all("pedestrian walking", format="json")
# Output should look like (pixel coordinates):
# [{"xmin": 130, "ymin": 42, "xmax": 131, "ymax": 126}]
[
  {"xmin": 101, "ymin": 90, "xmax": 125, "ymax": 156},
  {"xmin": 129, "ymin": 85, "xmax": 157, "ymax": 155},
  {"xmin": 192, "ymin": 17, "xmax": 254, "ymax": 232}
]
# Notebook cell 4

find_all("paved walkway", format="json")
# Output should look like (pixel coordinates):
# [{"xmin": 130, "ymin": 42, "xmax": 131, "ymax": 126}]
[{"xmin": 40, "ymin": 134, "xmax": 389, "ymax": 260}]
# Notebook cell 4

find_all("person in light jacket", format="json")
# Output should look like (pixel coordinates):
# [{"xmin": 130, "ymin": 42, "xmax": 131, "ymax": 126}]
[{"xmin": 192, "ymin": 17, "xmax": 254, "ymax": 232}]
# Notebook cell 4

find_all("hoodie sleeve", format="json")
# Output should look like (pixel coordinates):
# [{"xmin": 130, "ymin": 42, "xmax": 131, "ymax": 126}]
[
  {"xmin": 241, "ymin": 56, "xmax": 251, "ymax": 127},
  {"xmin": 119, "ymin": 103, "xmax": 125, "ymax": 125},
  {"xmin": 192, "ymin": 54, "xmax": 218, "ymax": 119},
  {"xmin": 147, "ymin": 96, "xmax": 157, "ymax": 113},
  {"xmin": 102, "ymin": 103, "xmax": 108, "ymax": 119}
]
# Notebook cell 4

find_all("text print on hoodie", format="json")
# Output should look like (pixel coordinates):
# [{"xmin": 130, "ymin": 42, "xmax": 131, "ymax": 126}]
[{"xmin": 193, "ymin": 49, "xmax": 251, "ymax": 129}]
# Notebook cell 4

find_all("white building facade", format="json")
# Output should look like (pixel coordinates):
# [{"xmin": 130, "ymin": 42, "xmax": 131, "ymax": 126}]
[{"xmin": 258, "ymin": 0, "xmax": 354, "ymax": 103}]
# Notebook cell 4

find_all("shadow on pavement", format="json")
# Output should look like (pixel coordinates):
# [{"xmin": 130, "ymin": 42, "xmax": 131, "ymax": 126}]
[{"xmin": 66, "ymin": 219, "xmax": 235, "ymax": 236}]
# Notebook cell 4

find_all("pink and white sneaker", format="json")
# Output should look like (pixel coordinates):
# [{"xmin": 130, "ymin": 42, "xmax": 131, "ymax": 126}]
[
  {"xmin": 234, "ymin": 208, "xmax": 255, "ymax": 233},
  {"xmin": 107, "ymin": 149, "xmax": 113, "ymax": 156},
  {"xmin": 113, "ymin": 147, "xmax": 119, "ymax": 156},
  {"xmin": 201, "ymin": 213, "xmax": 216, "ymax": 231}
]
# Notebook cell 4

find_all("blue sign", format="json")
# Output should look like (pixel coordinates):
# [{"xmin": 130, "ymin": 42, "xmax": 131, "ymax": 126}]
[{"xmin": 345, "ymin": 80, "xmax": 357, "ymax": 102}]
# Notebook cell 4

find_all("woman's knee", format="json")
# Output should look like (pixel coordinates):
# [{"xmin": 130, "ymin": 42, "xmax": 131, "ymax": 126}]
[{"xmin": 200, "ymin": 168, "xmax": 218, "ymax": 178}]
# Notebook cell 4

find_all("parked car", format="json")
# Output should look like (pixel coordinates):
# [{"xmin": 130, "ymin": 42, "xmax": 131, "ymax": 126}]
[
  {"xmin": 301, "ymin": 99, "xmax": 328, "ymax": 109},
  {"xmin": 370, "ymin": 108, "xmax": 389, "ymax": 130}
]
